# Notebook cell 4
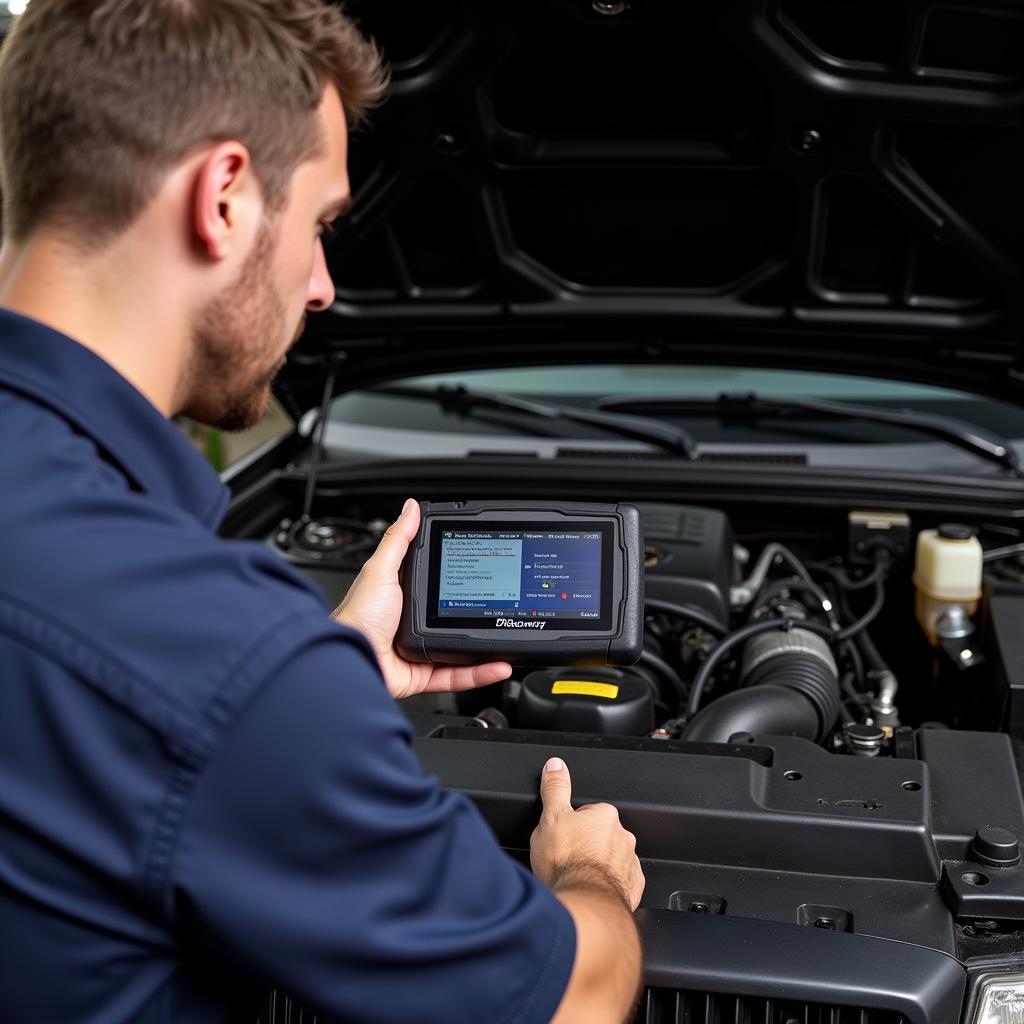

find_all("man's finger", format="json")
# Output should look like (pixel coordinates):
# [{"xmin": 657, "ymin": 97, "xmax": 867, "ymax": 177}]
[
  {"xmin": 539, "ymin": 757, "xmax": 572, "ymax": 813},
  {"xmin": 468, "ymin": 661, "xmax": 514, "ymax": 686},
  {"xmin": 414, "ymin": 662, "xmax": 512, "ymax": 694},
  {"xmin": 423, "ymin": 662, "xmax": 514, "ymax": 692},
  {"xmin": 365, "ymin": 498, "xmax": 420, "ymax": 577}
]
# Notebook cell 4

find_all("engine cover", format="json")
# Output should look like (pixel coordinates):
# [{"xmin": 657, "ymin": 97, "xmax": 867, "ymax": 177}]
[{"xmin": 638, "ymin": 503, "xmax": 733, "ymax": 627}]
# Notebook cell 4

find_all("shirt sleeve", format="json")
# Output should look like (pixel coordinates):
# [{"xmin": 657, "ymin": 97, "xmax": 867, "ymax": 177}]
[{"xmin": 172, "ymin": 631, "xmax": 576, "ymax": 1024}]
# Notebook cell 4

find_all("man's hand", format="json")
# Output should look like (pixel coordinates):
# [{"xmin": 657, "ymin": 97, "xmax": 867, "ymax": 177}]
[
  {"xmin": 530, "ymin": 757, "xmax": 644, "ymax": 910},
  {"xmin": 333, "ymin": 498, "xmax": 513, "ymax": 701},
  {"xmin": 531, "ymin": 757, "xmax": 645, "ymax": 1024}
]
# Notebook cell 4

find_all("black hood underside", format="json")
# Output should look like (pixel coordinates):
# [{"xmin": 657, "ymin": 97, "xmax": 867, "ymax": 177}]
[{"xmin": 278, "ymin": 0, "xmax": 1024, "ymax": 417}]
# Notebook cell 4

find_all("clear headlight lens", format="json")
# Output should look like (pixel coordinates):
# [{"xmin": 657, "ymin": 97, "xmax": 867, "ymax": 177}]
[{"xmin": 975, "ymin": 975, "xmax": 1024, "ymax": 1024}]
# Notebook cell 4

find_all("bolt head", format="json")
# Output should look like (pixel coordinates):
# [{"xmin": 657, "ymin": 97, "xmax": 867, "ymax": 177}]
[
  {"xmin": 792, "ymin": 128, "xmax": 823, "ymax": 153},
  {"xmin": 433, "ymin": 130, "xmax": 465, "ymax": 155}
]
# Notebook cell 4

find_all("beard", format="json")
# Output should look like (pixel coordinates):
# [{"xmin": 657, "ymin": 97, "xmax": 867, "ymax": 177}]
[{"xmin": 182, "ymin": 221, "xmax": 306, "ymax": 432}]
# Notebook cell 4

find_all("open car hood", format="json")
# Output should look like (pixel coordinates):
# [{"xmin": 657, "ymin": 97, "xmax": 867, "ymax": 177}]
[{"xmin": 277, "ymin": 0, "xmax": 1024, "ymax": 418}]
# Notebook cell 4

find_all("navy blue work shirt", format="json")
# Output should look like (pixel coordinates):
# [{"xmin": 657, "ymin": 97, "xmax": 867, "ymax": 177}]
[{"xmin": 0, "ymin": 309, "xmax": 575, "ymax": 1023}]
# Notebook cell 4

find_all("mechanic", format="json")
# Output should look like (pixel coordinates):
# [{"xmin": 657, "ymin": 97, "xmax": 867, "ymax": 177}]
[{"xmin": 0, "ymin": 2, "xmax": 643, "ymax": 1022}]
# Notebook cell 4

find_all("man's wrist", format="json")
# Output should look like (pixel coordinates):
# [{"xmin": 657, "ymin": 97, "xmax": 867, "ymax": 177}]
[{"xmin": 549, "ymin": 859, "xmax": 632, "ymax": 913}]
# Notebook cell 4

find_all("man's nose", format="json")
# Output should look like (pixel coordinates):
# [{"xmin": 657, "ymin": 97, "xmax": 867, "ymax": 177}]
[{"xmin": 306, "ymin": 238, "xmax": 336, "ymax": 312}]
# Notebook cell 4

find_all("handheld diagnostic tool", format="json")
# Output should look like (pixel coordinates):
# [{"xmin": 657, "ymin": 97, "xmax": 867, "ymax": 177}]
[{"xmin": 396, "ymin": 501, "xmax": 643, "ymax": 666}]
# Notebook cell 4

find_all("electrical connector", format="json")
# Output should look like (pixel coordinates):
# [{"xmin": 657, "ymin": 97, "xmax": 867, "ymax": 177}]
[{"xmin": 848, "ymin": 511, "xmax": 910, "ymax": 567}]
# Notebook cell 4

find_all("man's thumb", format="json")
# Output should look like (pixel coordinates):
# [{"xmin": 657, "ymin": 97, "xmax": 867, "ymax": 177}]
[
  {"xmin": 369, "ymin": 498, "xmax": 420, "ymax": 575},
  {"xmin": 540, "ymin": 757, "xmax": 572, "ymax": 811}
]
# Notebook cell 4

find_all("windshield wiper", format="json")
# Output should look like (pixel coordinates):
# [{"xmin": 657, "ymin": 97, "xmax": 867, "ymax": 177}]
[
  {"xmin": 372, "ymin": 384, "xmax": 699, "ymax": 459},
  {"xmin": 595, "ymin": 391, "xmax": 1024, "ymax": 480}
]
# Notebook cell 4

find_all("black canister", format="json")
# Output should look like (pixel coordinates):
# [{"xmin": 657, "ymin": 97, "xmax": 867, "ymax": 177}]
[{"xmin": 518, "ymin": 667, "xmax": 654, "ymax": 736}]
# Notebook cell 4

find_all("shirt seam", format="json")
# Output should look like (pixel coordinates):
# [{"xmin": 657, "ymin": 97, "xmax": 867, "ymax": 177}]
[
  {"xmin": 0, "ymin": 363, "xmax": 153, "ymax": 493},
  {"xmin": 0, "ymin": 587, "xmax": 210, "ymax": 760},
  {"xmin": 195, "ymin": 610, "xmax": 356, "ymax": 734},
  {"xmin": 0, "ymin": 358, "xmax": 227, "ymax": 527}
]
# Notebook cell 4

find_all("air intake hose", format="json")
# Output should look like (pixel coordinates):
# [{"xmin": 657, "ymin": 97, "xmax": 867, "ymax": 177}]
[{"xmin": 683, "ymin": 627, "xmax": 840, "ymax": 743}]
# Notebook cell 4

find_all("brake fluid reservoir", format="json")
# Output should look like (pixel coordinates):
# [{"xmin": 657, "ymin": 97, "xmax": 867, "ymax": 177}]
[{"xmin": 913, "ymin": 524, "xmax": 983, "ymax": 644}]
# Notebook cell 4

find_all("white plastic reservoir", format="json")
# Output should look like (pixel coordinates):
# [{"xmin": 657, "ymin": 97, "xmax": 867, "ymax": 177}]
[{"xmin": 912, "ymin": 524, "xmax": 983, "ymax": 644}]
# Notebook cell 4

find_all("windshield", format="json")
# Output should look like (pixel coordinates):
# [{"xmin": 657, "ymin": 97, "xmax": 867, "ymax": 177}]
[{"xmin": 326, "ymin": 365, "xmax": 1024, "ymax": 476}]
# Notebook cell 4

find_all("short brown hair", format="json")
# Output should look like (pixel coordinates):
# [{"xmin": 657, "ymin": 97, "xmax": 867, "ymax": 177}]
[{"xmin": 0, "ymin": 0, "xmax": 388, "ymax": 244}]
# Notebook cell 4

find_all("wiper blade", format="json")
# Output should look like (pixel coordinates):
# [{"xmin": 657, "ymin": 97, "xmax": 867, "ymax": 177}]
[
  {"xmin": 372, "ymin": 384, "xmax": 699, "ymax": 459},
  {"xmin": 595, "ymin": 391, "xmax": 1024, "ymax": 480}
]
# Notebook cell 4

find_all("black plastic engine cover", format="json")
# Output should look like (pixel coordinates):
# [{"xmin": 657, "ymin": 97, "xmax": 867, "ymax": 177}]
[
  {"xmin": 638, "ymin": 502, "xmax": 733, "ymax": 627},
  {"xmin": 407, "ymin": 717, "xmax": 1024, "ymax": 959}
]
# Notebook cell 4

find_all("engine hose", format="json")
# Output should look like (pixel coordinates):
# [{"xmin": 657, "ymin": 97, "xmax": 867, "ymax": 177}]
[
  {"xmin": 644, "ymin": 598, "xmax": 727, "ymax": 636},
  {"xmin": 841, "ymin": 639, "xmax": 865, "ymax": 691},
  {"xmin": 685, "ymin": 617, "xmax": 836, "ymax": 717},
  {"xmin": 834, "ymin": 574, "xmax": 888, "ymax": 692},
  {"xmin": 683, "ymin": 685, "xmax": 820, "ymax": 743},
  {"xmin": 749, "ymin": 577, "xmax": 836, "ymax": 625},
  {"xmin": 834, "ymin": 576, "xmax": 886, "ymax": 640},
  {"xmin": 854, "ymin": 620, "xmax": 887, "ymax": 674},
  {"xmin": 683, "ymin": 629, "xmax": 840, "ymax": 743},
  {"xmin": 636, "ymin": 649, "xmax": 687, "ymax": 704},
  {"xmin": 745, "ymin": 652, "xmax": 840, "ymax": 740}
]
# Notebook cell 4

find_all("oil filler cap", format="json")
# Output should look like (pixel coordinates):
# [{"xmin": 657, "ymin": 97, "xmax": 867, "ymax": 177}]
[{"xmin": 970, "ymin": 825, "xmax": 1022, "ymax": 867}]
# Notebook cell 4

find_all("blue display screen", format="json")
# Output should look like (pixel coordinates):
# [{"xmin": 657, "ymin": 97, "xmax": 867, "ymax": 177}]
[{"xmin": 434, "ymin": 527, "xmax": 605, "ymax": 622}]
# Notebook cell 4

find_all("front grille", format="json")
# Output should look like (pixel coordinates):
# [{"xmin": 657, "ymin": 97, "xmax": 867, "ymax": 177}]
[
  {"xmin": 256, "ymin": 987, "xmax": 908, "ymax": 1024},
  {"xmin": 636, "ymin": 989, "xmax": 908, "ymax": 1024},
  {"xmin": 257, "ymin": 991, "xmax": 317, "ymax": 1024}
]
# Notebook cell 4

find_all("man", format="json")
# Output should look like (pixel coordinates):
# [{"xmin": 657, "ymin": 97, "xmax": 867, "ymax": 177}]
[{"xmin": 0, "ymin": 2, "xmax": 644, "ymax": 1022}]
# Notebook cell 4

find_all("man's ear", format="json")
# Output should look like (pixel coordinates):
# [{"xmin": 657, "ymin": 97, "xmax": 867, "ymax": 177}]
[{"xmin": 192, "ymin": 142, "xmax": 258, "ymax": 262}]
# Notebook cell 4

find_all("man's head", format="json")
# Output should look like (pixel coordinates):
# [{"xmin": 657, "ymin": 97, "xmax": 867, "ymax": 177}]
[{"xmin": 0, "ymin": 0, "xmax": 387, "ymax": 428}]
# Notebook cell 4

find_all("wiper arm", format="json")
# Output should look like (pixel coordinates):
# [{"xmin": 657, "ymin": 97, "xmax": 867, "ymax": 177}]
[
  {"xmin": 595, "ymin": 391, "xmax": 1024, "ymax": 479},
  {"xmin": 372, "ymin": 384, "xmax": 699, "ymax": 459}
]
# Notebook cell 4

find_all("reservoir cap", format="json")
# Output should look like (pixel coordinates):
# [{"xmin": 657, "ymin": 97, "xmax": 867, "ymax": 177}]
[{"xmin": 938, "ymin": 523, "xmax": 974, "ymax": 541}]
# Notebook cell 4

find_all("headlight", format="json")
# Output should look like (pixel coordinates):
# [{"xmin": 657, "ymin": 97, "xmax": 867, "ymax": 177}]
[{"xmin": 974, "ymin": 975, "xmax": 1024, "ymax": 1024}]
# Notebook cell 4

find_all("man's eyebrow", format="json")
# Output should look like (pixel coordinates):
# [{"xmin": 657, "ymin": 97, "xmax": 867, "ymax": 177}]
[{"xmin": 321, "ymin": 195, "xmax": 353, "ymax": 221}]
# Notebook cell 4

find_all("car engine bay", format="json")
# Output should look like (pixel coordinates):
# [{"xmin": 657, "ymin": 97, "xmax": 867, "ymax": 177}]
[
  {"xmin": 268, "ymin": 495, "xmax": 1024, "ymax": 750},
  {"xmin": 221, "ymin": 468, "xmax": 1024, "ymax": 988}
]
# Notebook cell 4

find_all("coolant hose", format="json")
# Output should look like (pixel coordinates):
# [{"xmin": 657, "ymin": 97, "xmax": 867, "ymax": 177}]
[{"xmin": 683, "ymin": 628, "xmax": 840, "ymax": 743}]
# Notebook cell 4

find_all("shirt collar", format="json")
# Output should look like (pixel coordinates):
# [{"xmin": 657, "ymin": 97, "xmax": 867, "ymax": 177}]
[{"xmin": 0, "ymin": 307, "xmax": 229, "ymax": 528}]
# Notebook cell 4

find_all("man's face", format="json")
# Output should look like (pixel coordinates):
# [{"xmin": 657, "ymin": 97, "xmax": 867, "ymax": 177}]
[{"xmin": 184, "ymin": 86, "xmax": 350, "ymax": 431}]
